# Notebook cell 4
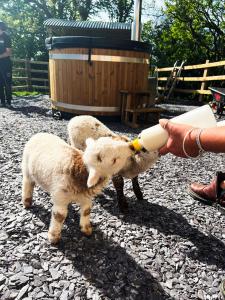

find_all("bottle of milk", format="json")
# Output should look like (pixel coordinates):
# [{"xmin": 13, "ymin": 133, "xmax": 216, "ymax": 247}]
[{"xmin": 137, "ymin": 105, "xmax": 217, "ymax": 152}]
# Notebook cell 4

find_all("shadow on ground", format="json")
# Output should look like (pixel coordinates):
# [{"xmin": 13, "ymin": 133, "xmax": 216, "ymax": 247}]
[
  {"xmin": 8, "ymin": 96, "xmax": 51, "ymax": 118},
  {"xmin": 99, "ymin": 189, "xmax": 225, "ymax": 271},
  {"xmin": 19, "ymin": 203, "xmax": 174, "ymax": 300}
]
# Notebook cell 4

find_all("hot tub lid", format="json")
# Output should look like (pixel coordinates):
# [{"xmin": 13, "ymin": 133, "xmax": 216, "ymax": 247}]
[{"xmin": 45, "ymin": 36, "xmax": 151, "ymax": 53}]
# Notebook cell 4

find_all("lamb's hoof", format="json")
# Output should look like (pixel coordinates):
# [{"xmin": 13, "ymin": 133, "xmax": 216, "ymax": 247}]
[
  {"xmin": 118, "ymin": 200, "xmax": 129, "ymax": 214},
  {"xmin": 23, "ymin": 197, "xmax": 32, "ymax": 208},
  {"xmin": 133, "ymin": 188, "xmax": 144, "ymax": 200},
  {"xmin": 48, "ymin": 231, "xmax": 61, "ymax": 244},
  {"xmin": 81, "ymin": 224, "xmax": 93, "ymax": 236},
  {"xmin": 136, "ymin": 193, "xmax": 144, "ymax": 201}
]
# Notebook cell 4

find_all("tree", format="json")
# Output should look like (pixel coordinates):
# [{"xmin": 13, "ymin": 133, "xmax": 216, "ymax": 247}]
[
  {"xmin": 0, "ymin": 0, "xmax": 98, "ymax": 21},
  {"xmin": 97, "ymin": 0, "xmax": 134, "ymax": 22},
  {"xmin": 142, "ymin": 0, "xmax": 225, "ymax": 66},
  {"xmin": 0, "ymin": 0, "xmax": 98, "ymax": 59},
  {"xmin": 165, "ymin": 0, "xmax": 225, "ymax": 61}
]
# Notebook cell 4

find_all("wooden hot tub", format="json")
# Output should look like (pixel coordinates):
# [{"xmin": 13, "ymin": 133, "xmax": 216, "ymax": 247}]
[{"xmin": 46, "ymin": 36, "xmax": 151, "ymax": 116}]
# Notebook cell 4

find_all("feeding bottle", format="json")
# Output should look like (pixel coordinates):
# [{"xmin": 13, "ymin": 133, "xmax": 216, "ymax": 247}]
[{"xmin": 132, "ymin": 105, "xmax": 217, "ymax": 152}]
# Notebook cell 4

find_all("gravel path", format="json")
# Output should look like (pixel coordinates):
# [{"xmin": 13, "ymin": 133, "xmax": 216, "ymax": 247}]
[{"xmin": 0, "ymin": 96, "xmax": 225, "ymax": 300}]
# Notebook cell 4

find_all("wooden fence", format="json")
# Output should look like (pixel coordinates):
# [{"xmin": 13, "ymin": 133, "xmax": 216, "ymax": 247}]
[
  {"xmin": 12, "ymin": 58, "xmax": 49, "ymax": 92},
  {"xmin": 157, "ymin": 60, "xmax": 225, "ymax": 101},
  {"xmin": 12, "ymin": 58, "xmax": 225, "ymax": 99}
]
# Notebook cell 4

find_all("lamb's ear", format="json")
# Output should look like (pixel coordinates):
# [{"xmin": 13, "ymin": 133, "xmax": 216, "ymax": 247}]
[
  {"xmin": 87, "ymin": 168, "xmax": 101, "ymax": 188},
  {"xmin": 86, "ymin": 137, "xmax": 95, "ymax": 147},
  {"xmin": 121, "ymin": 135, "xmax": 130, "ymax": 142}
]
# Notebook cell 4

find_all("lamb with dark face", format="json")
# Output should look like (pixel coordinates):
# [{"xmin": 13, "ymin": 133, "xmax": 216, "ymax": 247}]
[{"xmin": 67, "ymin": 115, "xmax": 159, "ymax": 212}]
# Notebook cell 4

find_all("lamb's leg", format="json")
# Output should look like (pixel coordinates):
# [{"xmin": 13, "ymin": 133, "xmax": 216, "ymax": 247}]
[
  {"xmin": 22, "ymin": 176, "xmax": 35, "ymax": 208},
  {"xmin": 48, "ymin": 196, "xmax": 68, "ymax": 244},
  {"xmin": 132, "ymin": 176, "xmax": 144, "ymax": 200},
  {"xmin": 79, "ymin": 198, "xmax": 92, "ymax": 236},
  {"xmin": 112, "ymin": 174, "xmax": 128, "ymax": 213}
]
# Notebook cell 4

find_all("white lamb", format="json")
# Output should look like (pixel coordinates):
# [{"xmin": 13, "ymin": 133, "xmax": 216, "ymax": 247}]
[
  {"xmin": 67, "ymin": 115, "xmax": 159, "ymax": 212},
  {"xmin": 22, "ymin": 132, "xmax": 135, "ymax": 243}
]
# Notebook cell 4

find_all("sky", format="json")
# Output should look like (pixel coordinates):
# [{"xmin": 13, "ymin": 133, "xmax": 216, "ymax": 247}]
[
  {"xmin": 94, "ymin": 0, "xmax": 165, "ymax": 23},
  {"xmin": 142, "ymin": 0, "xmax": 165, "ymax": 21},
  {"xmin": 155, "ymin": 0, "xmax": 165, "ymax": 8}
]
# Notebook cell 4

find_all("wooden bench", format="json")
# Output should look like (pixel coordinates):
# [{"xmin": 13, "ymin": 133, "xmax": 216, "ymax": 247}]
[{"xmin": 120, "ymin": 90, "xmax": 165, "ymax": 128}]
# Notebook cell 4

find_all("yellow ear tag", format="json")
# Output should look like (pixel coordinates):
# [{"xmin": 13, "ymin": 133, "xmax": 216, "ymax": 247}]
[{"xmin": 131, "ymin": 138, "xmax": 143, "ymax": 152}]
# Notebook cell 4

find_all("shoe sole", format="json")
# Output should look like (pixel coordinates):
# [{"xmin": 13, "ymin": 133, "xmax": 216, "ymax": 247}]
[
  {"xmin": 188, "ymin": 187, "xmax": 225, "ymax": 214},
  {"xmin": 187, "ymin": 187, "xmax": 213, "ymax": 205},
  {"xmin": 220, "ymin": 279, "xmax": 225, "ymax": 300}
]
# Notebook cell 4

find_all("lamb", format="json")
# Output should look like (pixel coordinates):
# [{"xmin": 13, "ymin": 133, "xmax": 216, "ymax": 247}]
[
  {"xmin": 22, "ymin": 132, "xmax": 135, "ymax": 243},
  {"xmin": 67, "ymin": 115, "xmax": 159, "ymax": 212}
]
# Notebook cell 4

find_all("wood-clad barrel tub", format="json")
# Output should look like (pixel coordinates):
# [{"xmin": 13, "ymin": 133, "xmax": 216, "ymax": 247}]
[{"xmin": 46, "ymin": 36, "xmax": 151, "ymax": 116}]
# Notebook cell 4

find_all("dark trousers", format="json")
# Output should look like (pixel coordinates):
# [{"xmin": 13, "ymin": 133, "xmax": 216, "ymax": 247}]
[{"xmin": 0, "ymin": 59, "xmax": 12, "ymax": 105}]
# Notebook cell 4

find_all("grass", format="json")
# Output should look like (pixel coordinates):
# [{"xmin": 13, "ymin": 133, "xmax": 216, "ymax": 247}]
[{"xmin": 13, "ymin": 91, "xmax": 45, "ymax": 97}]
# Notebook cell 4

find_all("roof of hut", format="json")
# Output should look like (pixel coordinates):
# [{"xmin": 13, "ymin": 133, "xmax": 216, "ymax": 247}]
[{"xmin": 44, "ymin": 18, "xmax": 132, "ymax": 40}]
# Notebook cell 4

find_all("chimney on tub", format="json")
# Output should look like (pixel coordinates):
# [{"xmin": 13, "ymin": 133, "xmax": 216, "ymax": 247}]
[{"xmin": 131, "ymin": 0, "xmax": 142, "ymax": 41}]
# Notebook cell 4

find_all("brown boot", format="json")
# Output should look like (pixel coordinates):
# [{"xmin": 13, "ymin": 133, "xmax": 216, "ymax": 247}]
[
  {"xmin": 188, "ymin": 172, "xmax": 225, "ymax": 208},
  {"xmin": 220, "ymin": 278, "xmax": 225, "ymax": 300}
]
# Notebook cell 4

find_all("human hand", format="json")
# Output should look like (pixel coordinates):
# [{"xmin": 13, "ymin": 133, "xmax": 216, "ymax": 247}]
[{"xmin": 158, "ymin": 119, "xmax": 199, "ymax": 158}]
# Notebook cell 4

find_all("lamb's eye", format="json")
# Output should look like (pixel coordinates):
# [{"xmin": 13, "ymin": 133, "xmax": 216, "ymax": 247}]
[
  {"xmin": 112, "ymin": 157, "xmax": 117, "ymax": 165},
  {"xmin": 97, "ymin": 154, "xmax": 102, "ymax": 162}
]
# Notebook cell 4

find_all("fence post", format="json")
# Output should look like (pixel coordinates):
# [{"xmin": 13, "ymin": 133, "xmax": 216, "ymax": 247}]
[
  {"xmin": 48, "ymin": 61, "xmax": 51, "ymax": 98},
  {"xmin": 199, "ymin": 59, "xmax": 209, "ymax": 102},
  {"xmin": 25, "ymin": 58, "xmax": 32, "ymax": 91}
]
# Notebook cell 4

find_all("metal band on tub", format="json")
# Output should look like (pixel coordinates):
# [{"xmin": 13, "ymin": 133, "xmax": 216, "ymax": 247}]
[
  {"xmin": 49, "ymin": 53, "xmax": 149, "ymax": 64},
  {"xmin": 51, "ymin": 100, "xmax": 120, "ymax": 112}
]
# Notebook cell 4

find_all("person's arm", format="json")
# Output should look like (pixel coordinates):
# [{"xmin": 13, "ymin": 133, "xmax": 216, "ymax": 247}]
[
  {"xmin": 0, "ymin": 47, "xmax": 12, "ymax": 59},
  {"xmin": 159, "ymin": 119, "xmax": 225, "ymax": 158},
  {"xmin": 196, "ymin": 126, "xmax": 225, "ymax": 153},
  {"xmin": 0, "ymin": 34, "xmax": 12, "ymax": 59}
]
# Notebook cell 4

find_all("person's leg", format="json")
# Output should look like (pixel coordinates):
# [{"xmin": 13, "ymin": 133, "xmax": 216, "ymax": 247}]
[
  {"xmin": 4, "ymin": 60, "xmax": 12, "ymax": 105},
  {"xmin": 0, "ymin": 67, "xmax": 6, "ymax": 106}
]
